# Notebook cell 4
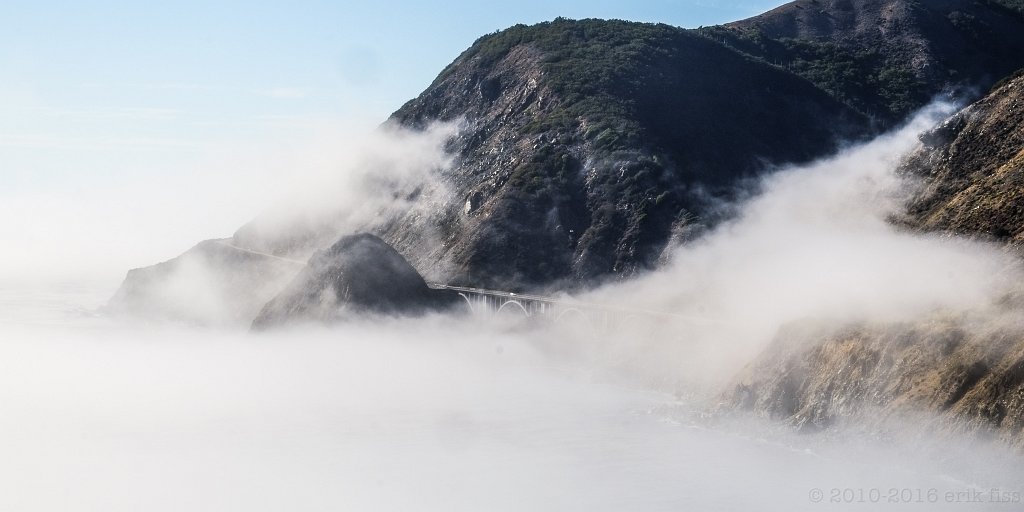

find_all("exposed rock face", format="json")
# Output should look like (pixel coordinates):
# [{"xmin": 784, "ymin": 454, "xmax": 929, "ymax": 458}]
[
  {"xmin": 107, "ymin": 239, "xmax": 301, "ymax": 326},
  {"xmin": 901, "ymin": 71, "xmax": 1024, "ymax": 242},
  {"xmin": 385, "ymin": 22, "xmax": 870, "ymax": 290},
  {"xmin": 251, "ymin": 234, "xmax": 460, "ymax": 329},
  {"xmin": 723, "ymin": 70, "xmax": 1024, "ymax": 451},
  {"xmin": 727, "ymin": 314, "xmax": 1024, "ymax": 450},
  {"xmin": 380, "ymin": 4, "xmax": 1024, "ymax": 289}
]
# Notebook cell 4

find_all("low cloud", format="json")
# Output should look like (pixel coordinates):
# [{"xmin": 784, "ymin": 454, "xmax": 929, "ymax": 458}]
[
  {"xmin": 578, "ymin": 102, "xmax": 1024, "ymax": 385},
  {"xmin": 0, "ymin": 118, "xmax": 459, "ymax": 288}
]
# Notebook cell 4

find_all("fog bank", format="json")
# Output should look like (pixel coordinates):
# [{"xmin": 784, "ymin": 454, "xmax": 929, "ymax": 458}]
[
  {"xmin": 579, "ymin": 103, "xmax": 1024, "ymax": 386},
  {"xmin": 3, "ymin": 100, "xmax": 1024, "ymax": 510},
  {"xmin": 0, "ymin": 311, "xmax": 1020, "ymax": 511}
]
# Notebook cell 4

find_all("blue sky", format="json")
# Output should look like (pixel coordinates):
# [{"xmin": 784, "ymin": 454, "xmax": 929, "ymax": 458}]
[
  {"xmin": 0, "ymin": 1, "xmax": 781, "ymax": 167},
  {"xmin": 0, "ymin": 0, "xmax": 784, "ymax": 281}
]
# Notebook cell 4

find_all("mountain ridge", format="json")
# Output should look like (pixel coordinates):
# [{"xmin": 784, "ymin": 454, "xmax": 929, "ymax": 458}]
[
  {"xmin": 109, "ymin": 0, "xmax": 1024, "ymax": 323},
  {"xmin": 388, "ymin": 18, "xmax": 872, "ymax": 289},
  {"xmin": 710, "ymin": 0, "xmax": 1024, "ymax": 123}
]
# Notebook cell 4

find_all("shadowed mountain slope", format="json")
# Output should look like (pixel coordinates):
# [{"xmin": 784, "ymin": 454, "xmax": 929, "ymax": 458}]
[
  {"xmin": 707, "ymin": 0, "xmax": 1024, "ymax": 123},
  {"xmin": 385, "ymin": 20, "xmax": 871, "ymax": 289}
]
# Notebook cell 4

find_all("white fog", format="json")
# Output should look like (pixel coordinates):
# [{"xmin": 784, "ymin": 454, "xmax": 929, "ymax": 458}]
[{"xmin": 2, "ymin": 102, "xmax": 1022, "ymax": 510}]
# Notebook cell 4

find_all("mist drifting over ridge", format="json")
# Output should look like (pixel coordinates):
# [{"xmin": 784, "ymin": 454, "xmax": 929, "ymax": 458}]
[
  {"xmin": 1, "ymin": 313, "xmax": 1019, "ymax": 512},
  {"xmin": 578, "ymin": 102, "xmax": 1024, "ymax": 388},
  {"xmin": 4, "ymin": 94, "xmax": 1024, "ymax": 512},
  {"xmin": 7, "ymin": 1, "xmax": 1024, "ymax": 508}
]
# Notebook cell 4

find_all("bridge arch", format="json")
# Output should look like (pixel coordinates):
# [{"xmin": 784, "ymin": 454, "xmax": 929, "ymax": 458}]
[
  {"xmin": 555, "ymin": 307, "xmax": 589, "ymax": 324},
  {"xmin": 457, "ymin": 292, "xmax": 475, "ymax": 313},
  {"xmin": 497, "ymin": 300, "xmax": 530, "ymax": 317}
]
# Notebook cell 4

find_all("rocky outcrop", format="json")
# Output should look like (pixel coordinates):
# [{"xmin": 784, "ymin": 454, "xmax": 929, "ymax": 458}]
[
  {"xmin": 106, "ymin": 239, "xmax": 301, "ymax": 326},
  {"xmin": 901, "ymin": 71, "xmax": 1024, "ymax": 242},
  {"xmin": 251, "ymin": 234, "xmax": 460, "ymax": 329},
  {"xmin": 727, "ymin": 313, "xmax": 1024, "ymax": 450}
]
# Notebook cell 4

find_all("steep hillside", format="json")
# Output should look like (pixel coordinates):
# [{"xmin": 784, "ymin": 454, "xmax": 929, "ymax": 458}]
[
  {"xmin": 996, "ymin": 0, "xmax": 1024, "ymax": 11},
  {"xmin": 900, "ymin": 71, "xmax": 1024, "ymax": 242},
  {"xmin": 728, "ymin": 312, "xmax": 1024, "ymax": 450},
  {"xmin": 726, "ymin": 72, "xmax": 1024, "ymax": 449},
  {"xmin": 381, "ymin": 4, "xmax": 1024, "ymax": 290},
  {"xmin": 707, "ymin": 0, "xmax": 1024, "ymax": 123},
  {"xmin": 386, "ymin": 19, "xmax": 869, "ymax": 289}
]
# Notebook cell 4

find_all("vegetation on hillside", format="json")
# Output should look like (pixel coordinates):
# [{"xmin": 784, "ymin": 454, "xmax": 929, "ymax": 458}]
[
  {"xmin": 455, "ymin": 19, "xmax": 692, "ymax": 149},
  {"xmin": 387, "ymin": 4, "xmax": 1024, "ymax": 287},
  {"xmin": 993, "ymin": 0, "xmax": 1024, "ymax": 14},
  {"xmin": 696, "ymin": 25, "xmax": 928, "ymax": 122},
  {"xmin": 454, "ymin": 18, "xmax": 867, "ymax": 153},
  {"xmin": 455, "ymin": 13, "xmax": 962, "ymax": 132}
]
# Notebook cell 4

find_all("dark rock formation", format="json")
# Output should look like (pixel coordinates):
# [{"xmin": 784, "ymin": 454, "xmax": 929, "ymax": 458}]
[{"xmin": 251, "ymin": 234, "xmax": 460, "ymax": 329}]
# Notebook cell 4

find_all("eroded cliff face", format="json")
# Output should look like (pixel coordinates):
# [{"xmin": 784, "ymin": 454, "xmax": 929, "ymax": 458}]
[
  {"xmin": 725, "ymin": 75, "xmax": 1024, "ymax": 450},
  {"xmin": 727, "ymin": 311, "xmax": 1024, "ymax": 450},
  {"xmin": 901, "ymin": 72, "xmax": 1024, "ymax": 243},
  {"xmin": 729, "ymin": 75, "xmax": 1024, "ymax": 448}
]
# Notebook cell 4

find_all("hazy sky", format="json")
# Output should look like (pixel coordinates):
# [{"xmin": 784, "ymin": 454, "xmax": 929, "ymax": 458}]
[
  {"xmin": 0, "ymin": 1, "xmax": 782, "ymax": 277},
  {"xmin": 0, "ymin": 1, "xmax": 781, "ymax": 167}
]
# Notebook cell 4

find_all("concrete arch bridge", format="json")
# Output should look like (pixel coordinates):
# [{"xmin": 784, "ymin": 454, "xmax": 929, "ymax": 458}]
[{"xmin": 427, "ymin": 283, "xmax": 693, "ymax": 330}]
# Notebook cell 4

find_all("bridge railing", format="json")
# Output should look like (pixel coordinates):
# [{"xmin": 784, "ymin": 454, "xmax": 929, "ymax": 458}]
[{"xmin": 427, "ymin": 282, "xmax": 704, "ymax": 326}]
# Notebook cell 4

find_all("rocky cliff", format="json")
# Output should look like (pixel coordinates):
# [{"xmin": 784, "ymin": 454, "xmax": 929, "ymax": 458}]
[
  {"xmin": 901, "ymin": 70, "xmax": 1024, "ymax": 242},
  {"xmin": 728, "ymin": 311, "xmax": 1024, "ymax": 450},
  {"xmin": 386, "ymin": 20, "xmax": 870, "ymax": 290},
  {"xmin": 727, "ymin": 70, "xmax": 1024, "ymax": 450},
  {"xmin": 251, "ymin": 234, "xmax": 460, "ymax": 329}
]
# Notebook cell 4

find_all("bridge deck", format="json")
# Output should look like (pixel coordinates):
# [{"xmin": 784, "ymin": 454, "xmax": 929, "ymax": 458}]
[
  {"xmin": 427, "ymin": 283, "xmax": 700, "ymax": 321},
  {"xmin": 206, "ymin": 243, "xmax": 701, "ymax": 322}
]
